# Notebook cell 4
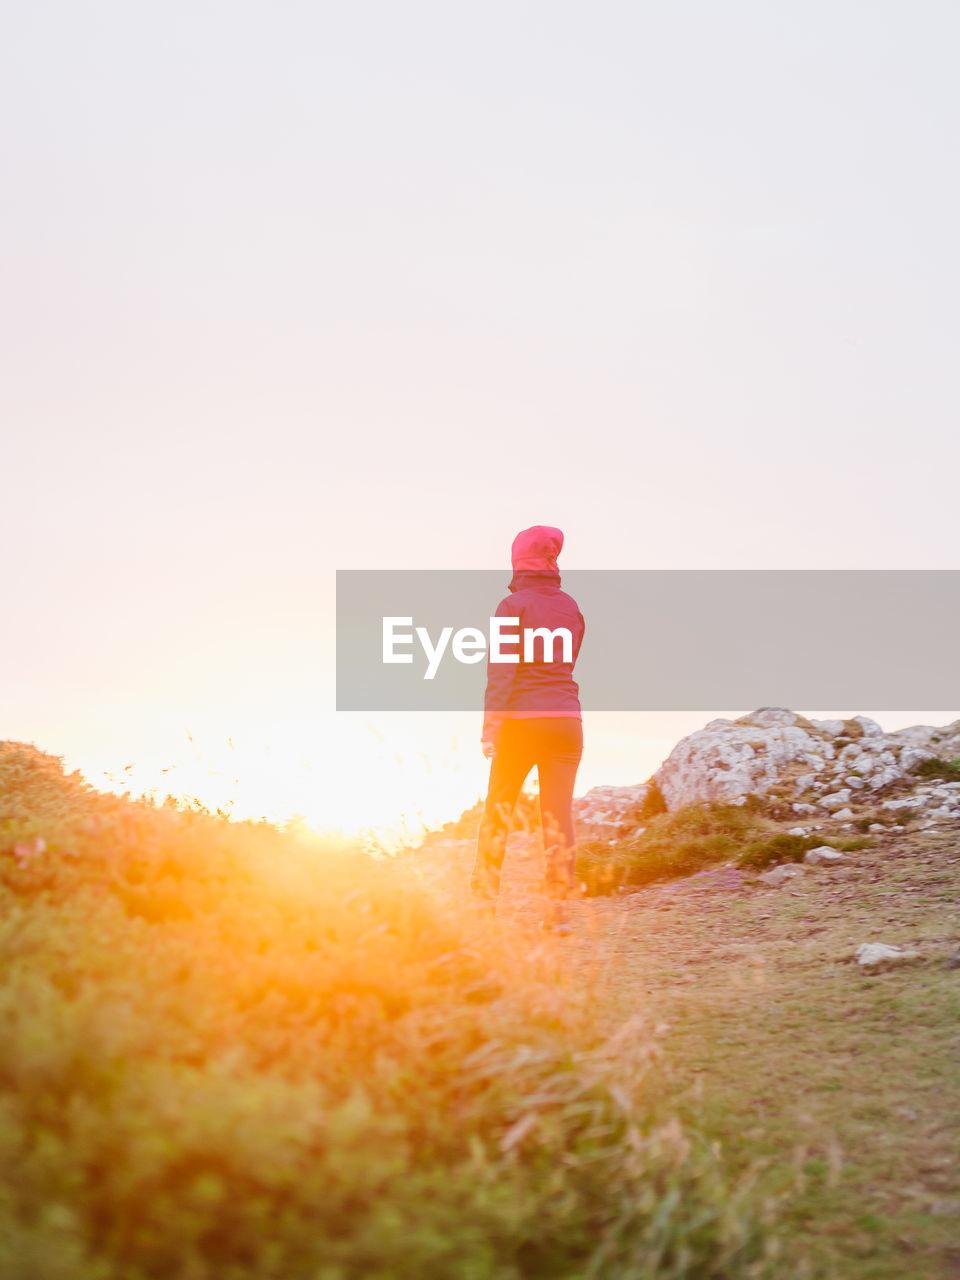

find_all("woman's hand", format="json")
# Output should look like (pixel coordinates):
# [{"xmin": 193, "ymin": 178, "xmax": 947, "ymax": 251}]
[{"xmin": 481, "ymin": 739, "xmax": 496, "ymax": 760}]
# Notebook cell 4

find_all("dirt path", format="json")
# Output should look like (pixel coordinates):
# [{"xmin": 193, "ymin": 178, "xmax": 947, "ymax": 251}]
[{"xmin": 421, "ymin": 827, "xmax": 960, "ymax": 1279}]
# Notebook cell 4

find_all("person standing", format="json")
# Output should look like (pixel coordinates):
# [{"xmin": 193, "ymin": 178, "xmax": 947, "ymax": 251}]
[{"xmin": 470, "ymin": 526, "xmax": 585, "ymax": 928}]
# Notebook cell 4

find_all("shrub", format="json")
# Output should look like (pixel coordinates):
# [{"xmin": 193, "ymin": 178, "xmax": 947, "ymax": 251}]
[
  {"xmin": 912, "ymin": 756, "xmax": 960, "ymax": 782},
  {"xmin": 854, "ymin": 813, "xmax": 891, "ymax": 833},
  {"xmin": 0, "ymin": 743, "xmax": 777, "ymax": 1279},
  {"xmin": 737, "ymin": 832, "xmax": 826, "ymax": 871},
  {"xmin": 578, "ymin": 800, "xmax": 774, "ymax": 893},
  {"xmin": 611, "ymin": 779, "xmax": 669, "ymax": 838},
  {"xmin": 638, "ymin": 778, "xmax": 668, "ymax": 821}
]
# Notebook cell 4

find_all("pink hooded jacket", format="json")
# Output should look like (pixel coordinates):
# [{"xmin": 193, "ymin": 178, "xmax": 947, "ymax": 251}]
[{"xmin": 482, "ymin": 526, "xmax": 585, "ymax": 744}]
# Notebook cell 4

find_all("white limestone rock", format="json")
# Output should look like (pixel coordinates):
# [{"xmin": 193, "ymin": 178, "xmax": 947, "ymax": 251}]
[
  {"xmin": 927, "ymin": 805, "xmax": 957, "ymax": 820},
  {"xmin": 809, "ymin": 719, "xmax": 845, "ymax": 736},
  {"xmin": 654, "ymin": 713, "xmax": 824, "ymax": 809},
  {"xmin": 819, "ymin": 790, "xmax": 852, "ymax": 811},
  {"xmin": 899, "ymin": 746, "xmax": 936, "ymax": 772},
  {"xmin": 608, "ymin": 711, "xmax": 960, "ymax": 820},
  {"xmin": 868, "ymin": 765, "xmax": 901, "ymax": 791},
  {"xmin": 803, "ymin": 752, "xmax": 831, "ymax": 771},
  {"xmin": 575, "ymin": 784, "xmax": 649, "ymax": 829},
  {"xmin": 853, "ymin": 716, "xmax": 884, "ymax": 737},
  {"xmin": 759, "ymin": 864, "xmax": 804, "ymax": 887},
  {"xmin": 739, "ymin": 708, "xmax": 798, "ymax": 728},
  {"xmin": 804, "ymin": 847, "xmax": 845, "ymax": 866},
  {"xmin": 855, "ymin": 943, "xmax": 919, "ymax": 967}
]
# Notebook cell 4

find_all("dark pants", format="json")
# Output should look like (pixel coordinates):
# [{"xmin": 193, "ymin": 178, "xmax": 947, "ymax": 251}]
[{"xmin": 471, "ymin": 717, "xmax": 583, "ymax": 899}]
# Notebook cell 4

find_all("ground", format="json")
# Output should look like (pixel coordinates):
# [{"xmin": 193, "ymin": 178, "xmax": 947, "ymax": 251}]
[{"xmin": 420, "ymin": 824, "xmax": 960, "ymax": 1279}]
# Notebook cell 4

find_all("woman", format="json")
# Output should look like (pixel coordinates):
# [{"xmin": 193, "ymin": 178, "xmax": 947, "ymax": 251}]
[{"xmin": 470, "ymin": 526, "xmax": 585, "ymax": 928}]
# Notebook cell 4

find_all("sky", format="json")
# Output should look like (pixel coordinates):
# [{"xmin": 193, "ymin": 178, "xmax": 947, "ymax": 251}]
[{"xmin": 2, "ymin": 2, "xmax": 959, "ymax": 836}]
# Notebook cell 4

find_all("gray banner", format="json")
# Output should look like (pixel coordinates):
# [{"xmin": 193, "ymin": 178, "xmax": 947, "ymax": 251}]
[{"xmin": 336, "ymin": 570, "xmax": 960, "ymax": 710}]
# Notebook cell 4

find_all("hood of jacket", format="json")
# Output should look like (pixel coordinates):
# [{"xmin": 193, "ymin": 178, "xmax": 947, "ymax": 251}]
[{"xmin": 508, "ymin": 525, "xmax": 563, "ymax": 592}]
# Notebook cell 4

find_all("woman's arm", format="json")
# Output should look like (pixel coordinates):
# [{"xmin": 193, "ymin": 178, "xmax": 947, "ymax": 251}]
[{"xmin": 481, "ymin": 595, "xmax": 520, "ymax": 753}]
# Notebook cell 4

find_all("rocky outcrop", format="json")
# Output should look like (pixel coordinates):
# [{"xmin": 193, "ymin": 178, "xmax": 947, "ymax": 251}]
[
  {"xmin": 653, "ymin": 708, "xmax": 960, "ymax": 814},
  {"xmin": 572, "ymin": 709, "xmax": 960, "ymax": 836},
  {"xmin": 574, "ymin": 784, "xmax": 649, "ymax": 840}
]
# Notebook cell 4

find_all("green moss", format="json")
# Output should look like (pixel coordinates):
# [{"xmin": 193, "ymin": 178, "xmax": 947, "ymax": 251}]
[{"xmin": 912, "ymin": 756, "xmax": 960, "ymax": 782}]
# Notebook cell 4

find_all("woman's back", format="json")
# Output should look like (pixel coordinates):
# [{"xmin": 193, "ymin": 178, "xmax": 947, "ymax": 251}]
[{"xmin": 487, "ymin": 570, "xmax": 584, "ymax": 719}]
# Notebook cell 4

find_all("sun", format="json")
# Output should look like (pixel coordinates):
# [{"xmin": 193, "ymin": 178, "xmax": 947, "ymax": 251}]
[{"xmin": 84, "ymin": 715, "xmax": 484, "ymax": 845}]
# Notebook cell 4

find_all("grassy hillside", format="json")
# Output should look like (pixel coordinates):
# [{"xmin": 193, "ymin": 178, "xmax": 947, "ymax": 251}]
[
  {"xmin": 574, "ymin": 794, "xmax": 874, "ymax": 894},
  {"xmin": 575, "ymin": 829, "xmax": 960, "ymax": 1280},
  {"xmin": 0, "ymin": 743, "xmax": 777, "ymax": 1280}
]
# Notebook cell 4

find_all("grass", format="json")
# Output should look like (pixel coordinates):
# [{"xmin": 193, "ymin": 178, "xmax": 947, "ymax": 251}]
[
  {"xmin": 417, "ymin": 809, "xmax": 960, "ymax": 1278},
  {"xmin": 0, "ymin": 742, "xmax": 780, "ymax": 1280},
  {"xmin": 599, "ymin": 828, "xmax": 960, "ymax": 1279},
  {"xmin": 912, "ymin": 757, "xmax": 960, "ymax": 782},
  {"xmin": 575, "ymin": 798, "xmax": 862, "ymax": 893}
]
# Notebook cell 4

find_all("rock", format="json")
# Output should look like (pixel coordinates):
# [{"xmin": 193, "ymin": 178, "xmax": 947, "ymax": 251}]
[
  {"xmin": 578, "ymin": 711, "xmax": 960, "ymax": 826},
  {"xmin": 787, "ymin": 826, "xmax": 808, "ymax": 835},
  {"xmin": 867, "ymin": 765, "xmax": 901, "ymax": 791},
  {"xmin": 792, "ymin": 802, "xmax": 817, "ymax": 815},
  {"xmin": 868, "ymin": 823, "xmax": 887, "ymax": 833},
  {"xmin": 803, "ymin": 752, "xmax": 830, "ymax": 771},
  {"xmin": 810, "ymin": 719, "xmax": 845, "ymax": 735},
  {"xmin": 890, "ymin": 721, "xmax": 960, "ymax": 754},
  {"xmin": 853, "ymin": 716, "xmax": 884, "ymax": 737},
  {"xmin": 832, "ymin": 807, "xmax": 855, "ymax": 820},
  {"xmin": 891, "ymin": 724, "xmax": 938, "ymax": 747},
  {"xmin": 759, "ymin": 864, "xmax": 804, "ymax": 887},
  {"xmin": 899, "ymin": 746, "xmax": 935, "ymax": 771},
  {"xmin": 575, "ymin": 784, "xmax": 648, "ymax": 823},
  {"xmin": 855, "ymin": 942, "xmax": 919, "ymax": 967},
  {"xmin": 819, "ymin": 790, "xmax": 852, "ymax": 811},
  {"xmin": 738, "ymin": 707, "xmax": 798, "ymax": 728},
  {"xmin": 655, "ymin": 720, "xmax": 819, "ymax": 809},
  {"xmin": 804, "ymin": 846, "xmax": 845, "ymax": 866}
]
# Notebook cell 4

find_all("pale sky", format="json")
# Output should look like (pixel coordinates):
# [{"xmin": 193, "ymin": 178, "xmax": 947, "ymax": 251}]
[{"xmin": 2, "ymin": 3, "xmax": 959, "ymax": 835}]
